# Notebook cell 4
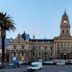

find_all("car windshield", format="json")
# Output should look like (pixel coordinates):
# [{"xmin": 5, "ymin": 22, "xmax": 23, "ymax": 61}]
[
  {"xmin": 31, "ymin": 65, "xmax": 38, "ymax": 67},
  {"xmin": 58, "ymin": 60, "xmax": 65, "ymax": 63}
]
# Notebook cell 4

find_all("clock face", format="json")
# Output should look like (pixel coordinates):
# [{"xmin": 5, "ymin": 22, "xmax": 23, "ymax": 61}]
[{"xmin": 63, "ymin": 20, "xmax": 67, "ymax": 23}]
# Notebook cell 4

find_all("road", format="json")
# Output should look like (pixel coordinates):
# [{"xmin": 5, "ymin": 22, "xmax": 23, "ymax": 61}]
[
  {"xmin": 0, "ymin": 65, "xmax": 72, "ymax": 72},
  {"xmin": 38, "ymin": 65, "xmax": 72, "ymax": 72},
  {"xmin": 0, "ymin": 65, "xmax": 27, "ymax": 72}
]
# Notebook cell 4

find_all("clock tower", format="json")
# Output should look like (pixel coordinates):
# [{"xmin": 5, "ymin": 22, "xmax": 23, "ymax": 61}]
[{"xmin": 60, "ymin": 11, "xmax": 70, "ymax": 36}]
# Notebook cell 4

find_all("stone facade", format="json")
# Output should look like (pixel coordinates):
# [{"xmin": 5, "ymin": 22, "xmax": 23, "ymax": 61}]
[{"xmin": 7, "ymin": 11, "xmax": 72, "ymax": 62}]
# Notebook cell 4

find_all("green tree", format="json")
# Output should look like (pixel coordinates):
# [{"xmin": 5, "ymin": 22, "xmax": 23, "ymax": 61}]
[{"xmin": 0, "ymin": 12, "xmax": 16, "ymax": 65}]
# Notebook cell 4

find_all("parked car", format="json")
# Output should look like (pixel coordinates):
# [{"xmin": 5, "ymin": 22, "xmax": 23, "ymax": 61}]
[
  {"xmin": 43, "ymin": 61, "xmax": 56, "ymax": 65},
  {"xmin": 27, "ymin": 62, "xmax": 42, "ymax": 71},
  {"xmin": 19, "ymin": 61, "xmax": 26, "ymax": 65},
  {"xmin": 65, "ymin": 60, "xmax": 72, "ymax": 65},
  {"xmin": 8, "ymin": 60, "xmax": 20, "ymax": 68},
  {"xmin": 0, "ymin": 63, "xmax": 2, "ymax": 68},
  {"xmin": 39, "ymin": 59, "xmax": 43, "ymax": 62},
  {"xmin": 0, "ymin": 62, "xmax": 7, "ymax": 69},
  {"xmin": 8, "ymin": 62, "xmax": 16, "ymax": 68},
  {"xmin": 56, "ymin": 60, "xmax": 65, "ymax": 65}
]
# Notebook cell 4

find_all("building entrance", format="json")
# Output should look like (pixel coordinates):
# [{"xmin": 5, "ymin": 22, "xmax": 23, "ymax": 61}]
[{"xmin": 61, "ymin": 53, "xmax": 69, "ymax": 59}]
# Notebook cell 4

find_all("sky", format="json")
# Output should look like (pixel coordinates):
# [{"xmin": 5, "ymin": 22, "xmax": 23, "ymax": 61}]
[{"xmin": 0, "ymin": 0, "xmax": 72, "ymax": 39}]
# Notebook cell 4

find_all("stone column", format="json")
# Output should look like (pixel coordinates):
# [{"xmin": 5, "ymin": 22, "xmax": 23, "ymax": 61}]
[{"xmin": 53, "ymin": 43, "xmax": 57, "ymax": 59}]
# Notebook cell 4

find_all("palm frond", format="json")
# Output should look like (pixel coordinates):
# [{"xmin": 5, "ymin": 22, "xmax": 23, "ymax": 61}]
[{"xmin": 0, "ymin": 12, "xmax": 16, "ymax": 31}]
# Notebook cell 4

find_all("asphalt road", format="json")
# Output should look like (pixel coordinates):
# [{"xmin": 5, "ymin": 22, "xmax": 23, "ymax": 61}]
[
  {"xmin": 0, "ymin": 65, "xmax": 72, "ymax": 72},
  {"xmin": 37, "ymin": 65, "xmax": 72, "ymax": 72},
  {"xmin": 0, "ymin": 65, "xmax": 27, "ymax": 72}
]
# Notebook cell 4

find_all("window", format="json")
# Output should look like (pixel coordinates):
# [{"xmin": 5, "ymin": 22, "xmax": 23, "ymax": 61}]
[
  {"xmin": 45, "ymin": 46, "xmax": 47, "ymax": 50},
  {"xmin": 14, "ymin": 45, "xmax": 16, "ymax": 49},
  {"xmin": 61, "ymin": 44, "xmax": 63, "ymax": 46},
  {"xmin": 57, "ymin": 44, "xmax": 59, "ymax": 47},
  {"xmin": 51, "ymin": 52, "xmax": 52, "ymax": 56},
  {"xmin": 71, "ymin": 45, "xmax": 72, "ymax": 49},
  {"xmin": 51, "ymin": 47, "xmax": 52, "ymax": 50},
  {"xmin": 22, "ymin": 45, "xmax": 24, "ymax": 49},
  {"xmin": 61, "ymin": 44, "xmax": 63, "ymax": 49},
  {"xmin": 66, "ymin": 30, "xmax": 68, "ymax": 34},
  {"xmin": 64, "ymin": 43, "xmax": 66, "ymax": 47},
  {"xmin": 39, "ymin": 52, "xmax": 41, "ymax": 56},
  {"xmin": 14, "ymin": 52, "xmax": 16, "ymax": 56},
  {"xmin": 32, "ymin": 46, "xmax": 36, "ymax": 50},
  {"xmin": 39, "ymin": 46, "xmax": 41, "ymax": 50},
  {"xmin": 32, "ymin": 52, "xmax": 34, "ymax": 56},
  {"xmin": 62, "ymin": 30, "xmax": 64, "ymax": 33},
  {"xmin": 21, "ymin": 51, "xmax": 24, "ymax": 56}
]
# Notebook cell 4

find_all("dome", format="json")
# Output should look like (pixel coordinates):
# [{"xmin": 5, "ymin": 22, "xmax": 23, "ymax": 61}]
[
  {"xmin": 60, "ymin": 11, "xmax": 70, "ymax": 28},
  {"xmin": 62, "ymin": 11, "xmax": 68, "ymax": 20}
]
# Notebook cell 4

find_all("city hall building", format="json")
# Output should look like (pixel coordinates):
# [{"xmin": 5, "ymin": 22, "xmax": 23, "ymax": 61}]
[{"xmin": 7, "ymin": 11, "xmax": 72, "ymax": 62}]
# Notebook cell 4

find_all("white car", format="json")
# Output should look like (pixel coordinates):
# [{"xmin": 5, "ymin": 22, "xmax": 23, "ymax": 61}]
[
  {"xmin": 9, "ymin": 63, "xmax": 14, "ymax": 66},
  {"xmin": 43, "ymin": 61, "xmax": 54, "ymax": 65},
  {"xmin": 27, "ymin": 62, "xmax": 42, "ymax": 70},
  {"xmin": 44, "ymin": 61, "xmax": 53, "ymax": 64},
  {"xmin": 57, "ymin": 60, "xmax": 65, "ymax": 65}
]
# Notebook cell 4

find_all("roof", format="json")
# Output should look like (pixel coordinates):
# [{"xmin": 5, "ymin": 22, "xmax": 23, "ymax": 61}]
[
  {"xmin": 29, "ymin": 39, "xmax": 54, "ymax": 43},
  {"xmin": 21, "ymin": 31, "xmax": 30, "ymax": 40},
  {"xmin": 62, "ymin": 11, "xmax": 68, "ymax": 20}
]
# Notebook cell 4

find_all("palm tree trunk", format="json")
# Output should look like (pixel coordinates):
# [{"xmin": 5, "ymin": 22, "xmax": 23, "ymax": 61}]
[
  {"xmin": 1, "ymin": 29, "xmax": 6, "ymax": 66},
  {"xmin": 2, "ymin": 37, "xmax": 5, "ymax": 65}
]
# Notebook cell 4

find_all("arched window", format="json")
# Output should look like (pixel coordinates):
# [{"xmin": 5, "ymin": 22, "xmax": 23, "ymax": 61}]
[
  {"xmin": 14, "ymin": 45, "xmax": 16, "ymax": 49},
  {"xmin": 62, "ymin": 30, "xmax": 64, "ymax": 33}
]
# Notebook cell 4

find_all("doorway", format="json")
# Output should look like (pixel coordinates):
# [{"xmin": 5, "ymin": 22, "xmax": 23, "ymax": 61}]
[{"xmin": 61, "ymin": 53, "xmax": 69, "ymax": 59}]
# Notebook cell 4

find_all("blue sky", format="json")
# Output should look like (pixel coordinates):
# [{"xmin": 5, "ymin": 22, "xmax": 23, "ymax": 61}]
[{"xmin": 0, "ymin": 0, "xmax": 72, "ymax": 39}]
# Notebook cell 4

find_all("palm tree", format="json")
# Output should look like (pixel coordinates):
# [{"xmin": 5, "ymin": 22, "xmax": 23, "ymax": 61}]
[{"xmin": 0, "ymin": 12, "xmax": 16, "ymax": 65}]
